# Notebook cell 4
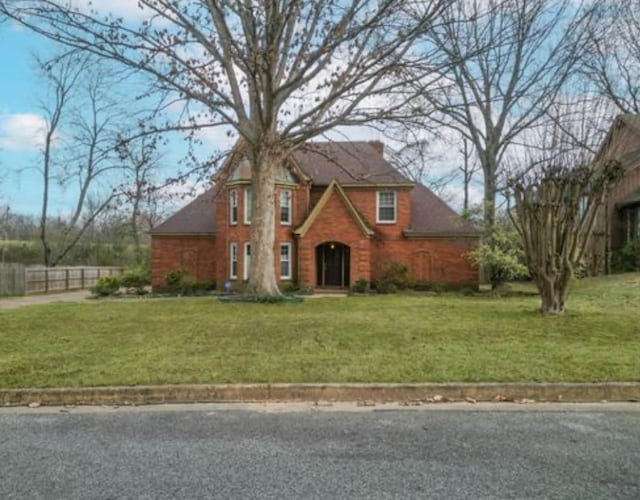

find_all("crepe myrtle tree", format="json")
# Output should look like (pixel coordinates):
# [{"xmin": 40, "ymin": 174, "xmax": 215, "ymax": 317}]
[
  {"xmin": 0, "ymin": 0, "xmax": 449, "ymax": 296},
  {"xmin": 508, "ymin": 160, "xmax": 622, "ymax": 314}
]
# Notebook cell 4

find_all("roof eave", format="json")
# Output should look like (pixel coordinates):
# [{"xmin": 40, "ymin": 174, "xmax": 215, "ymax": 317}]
[
  {"xmin": 150, "ymin": 232, "xmax": 216, "ymax": 237},
  {"xmin": 403, "ymin": 231, "xmax": 481, "ymax": 239}
]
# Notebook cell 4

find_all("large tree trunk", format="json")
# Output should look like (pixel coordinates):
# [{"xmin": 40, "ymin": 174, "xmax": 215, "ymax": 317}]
[{"xmin": 247, "ymin": 149, "xmax": 281, "ymax": 297}]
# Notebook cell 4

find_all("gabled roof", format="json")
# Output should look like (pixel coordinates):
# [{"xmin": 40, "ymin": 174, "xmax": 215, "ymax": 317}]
[
  {"xmin": 292, "ymin": 141, "xmax": 413, "ymax": 186},
  {"xmin": 150, "ymin": 188, "xmax": 217, "ymax": 235},
  {"xmin": 293, "ymin": 180, "xmax": 374, "ymax": 238},
  {"xmin": 406, "ymin": 184, "xmax": 480, "ymax": 237},
  {"xmin": 151, "ymin": 141, "xmax": 477, "ymax": 238},
  {"xmin": 619, "ymin": 114, "xmax": 640, "ymax": 135},
  {"xmin": 597, "ymin": 114, "xmax": 640, "ymax": 168}
]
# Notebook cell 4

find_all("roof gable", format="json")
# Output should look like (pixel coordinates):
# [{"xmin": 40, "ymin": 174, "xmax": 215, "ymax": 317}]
[{"xmin": 293, "ymin": 180, "xmax": 374, "ymax": 238}]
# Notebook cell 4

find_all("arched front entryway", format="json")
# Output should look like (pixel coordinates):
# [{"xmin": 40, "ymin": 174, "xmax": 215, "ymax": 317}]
[{"xmin": 316, "ymin": 242, "xmax": 350, "ymax": 288}]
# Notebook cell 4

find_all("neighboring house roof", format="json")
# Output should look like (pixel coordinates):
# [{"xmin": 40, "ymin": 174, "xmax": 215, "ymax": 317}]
[
  {"xmin": 406, "ymin": 184, "xmax": 479, "ymax": 237},
  {"xmin": 598, "ymin": 114, "xmax": 640, "ymax": 168},
  {"xmin": 619, "ymin": 114, "xmax": 640, "ymax": 135},
  {"xmin": 151, "ymin": 188, "xmax": 217, "ymax": 235},
  {"xmin": 293, "ymin": 141, "xmax": 413, "ymax": 186}
]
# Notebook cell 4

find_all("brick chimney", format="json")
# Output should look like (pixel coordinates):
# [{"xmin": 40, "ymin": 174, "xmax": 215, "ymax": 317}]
[{"xmin": 368, "ymin": 140, "xmax": 384, "ymax": 155}]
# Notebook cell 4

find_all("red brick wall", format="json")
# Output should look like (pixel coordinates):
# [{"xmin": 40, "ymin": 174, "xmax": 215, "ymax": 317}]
[
  {"xmin": 370, "ymin": 238, "xmax": 478, "ymax": 286},
  {"xmin": 153, "ymin": 180, "xmax": 477, "ymax": 290},
  {"xmin": 151, "ymin": 236, "xmax": 216, "ymax": 288},
  {"xmin": 296, "ymin": 184, "xmax": 477, "ymax": 288},
  {"xmin": 298, "ymin": 189, "xmax": 371, "ymax": 287},
  {"xmin": 215, "ymin": 183, "xmax": 308, "ymax": 285}
]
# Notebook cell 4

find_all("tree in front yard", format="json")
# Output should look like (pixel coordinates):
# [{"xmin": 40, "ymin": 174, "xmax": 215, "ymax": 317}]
[
  {"xmin": 508, "ymin": 160, "xmax": 622, "ymax": 314},
  {"xmin": 0, "ymin": 0, "xmax": 448, "ymax": 296}
]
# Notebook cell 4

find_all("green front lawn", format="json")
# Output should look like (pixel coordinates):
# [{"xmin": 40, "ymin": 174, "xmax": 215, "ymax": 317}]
[{"xmin": 1, "ymin": 273, "xmax": 639, "ymax": 388}]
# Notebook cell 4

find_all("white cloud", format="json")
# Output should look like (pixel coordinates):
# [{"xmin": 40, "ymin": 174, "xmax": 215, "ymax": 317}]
[{"xmin": 0, "ymin": 113, "xmax": 49, "ymax": 151}]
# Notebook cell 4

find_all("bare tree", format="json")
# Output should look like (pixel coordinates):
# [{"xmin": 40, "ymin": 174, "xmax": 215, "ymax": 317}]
[
  {"xmin": 35, "ymin": 53, "xmax": 129, "ymax": 267},
  {"xmin": 116, "ymin": 135, "xmax": 166, "ymax": 265},
  {"xmin": 509, "ymin": 160, "xmax": 622, "ymax": 314},
  {"xmin": 0, "ymin": 0, "xmax": 448, "ymax": 295},
  {"xmin": 416, "ymin": 0, "xmax": 595, "ymax": 230},
  {"xmin": 583, "ymin": 1, "xmax": 640, "ymax": 114},
  {"xmin": 458, "ymin": 137, "xmax": 479, "ymax": 212}
]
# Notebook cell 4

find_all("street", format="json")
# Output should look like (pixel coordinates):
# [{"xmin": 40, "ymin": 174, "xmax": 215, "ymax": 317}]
[{"xmin": 1, "ymin": 403, "xmax": 638, "ymax": 499}]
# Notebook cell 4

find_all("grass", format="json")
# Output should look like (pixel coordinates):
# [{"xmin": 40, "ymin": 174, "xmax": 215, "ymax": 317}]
[{"xmin": 0, "ymin": 273, "xmax": 639, "ymax": 388}]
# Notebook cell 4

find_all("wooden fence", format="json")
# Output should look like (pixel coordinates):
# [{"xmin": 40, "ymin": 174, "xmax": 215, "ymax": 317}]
[
  {"xmin": 0, "ymin": 264, "xmax": 123, "ymax": 296},
  {"xmin": 0, "ymin": 263, "xmax": 26, "ymax": 296}
]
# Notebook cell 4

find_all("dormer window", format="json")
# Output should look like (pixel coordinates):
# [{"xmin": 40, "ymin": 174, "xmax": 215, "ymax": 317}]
[
  {"xmin": 377, "ymin": 191, "xmax": 396, "ymax": 223},
  {"xmin": 244, "ymin": 187, "xmax": 252, "ymax": 224},
  {"xmin": 280, "ymin": 189, "xmax": 292, "ymax": 225},
  {"xmin": 229, "ymin": 189, "xmax": 238, "ymax": 225}
]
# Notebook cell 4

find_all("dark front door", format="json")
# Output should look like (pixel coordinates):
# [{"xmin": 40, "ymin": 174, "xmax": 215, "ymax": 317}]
[{"xmin": 316, "ymin": 243, "xmax": 350, "ymax": 287}]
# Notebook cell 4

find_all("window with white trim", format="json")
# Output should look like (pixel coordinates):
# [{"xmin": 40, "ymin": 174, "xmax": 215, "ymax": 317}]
[
  {"xmin": 377, "ymin": 191, "xmax": 396, "ymax": 223},
  {"xmin": 244, "ymin": 187, "xmax": 252, "ymax": 224},
  {"xmin": 280, "ymin": 189, "xmax": 292, "ymax": 225},
  {"xmin": 280, "ymin": 243, "xmax": 292, "ymax": 279},
  {"xmin": 229, "ymin": 189, "xmax": 238, "ymax": 225},
  {"xmin": 243, "ymin": 242, "xmax": 251, "ymax": 280},
  {"xmin": 229, "ymin": 242, "xmax": 238, "ymax": 279}
]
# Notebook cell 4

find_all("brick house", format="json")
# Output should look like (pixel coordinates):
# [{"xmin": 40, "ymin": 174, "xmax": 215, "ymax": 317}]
[
  {"xmin": 150, "ymin": 141, "xmax": 480, "ymax": 290},
  {"xmin": 587, "ymin": 115, "xmax": 640, "ymax": 273}
]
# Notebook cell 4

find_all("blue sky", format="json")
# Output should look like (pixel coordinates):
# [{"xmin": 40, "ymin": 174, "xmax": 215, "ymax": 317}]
[
  {"xmin": 0, "ymin": 5, "xmax": 478, "ymax": 218},
  {"xmin": 0, "ymin": 24, "xmax": 55, "ymax": 215},
  {"xmin": 0, "ymin": 21, "xmax": 203, "ymax": 217}
]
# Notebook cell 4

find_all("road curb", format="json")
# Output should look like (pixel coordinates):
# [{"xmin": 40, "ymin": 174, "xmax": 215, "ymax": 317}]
[{"xmin": 1, "ymin": 383, "xmax": 639, "ymax": 407}]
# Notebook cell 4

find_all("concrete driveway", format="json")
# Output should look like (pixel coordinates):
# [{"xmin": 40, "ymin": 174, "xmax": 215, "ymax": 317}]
[{"xmin": 0, "ymin": 290, "xmax": 92, "ymax": 309}]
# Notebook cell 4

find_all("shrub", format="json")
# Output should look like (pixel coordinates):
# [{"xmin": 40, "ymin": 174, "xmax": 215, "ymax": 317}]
[
  {"xmin": 164, "ymin": 268, "xmax": 188, "ymax": 291},
  {"xmin": 120, "ymin": 266, "xmax": 151, "ymax": 295},
  {"xmin": 468, "ymin": 217, "xmax": 528, "ymax": 289},
  {"xmin": 351, "ymin": 278, "xmax": 369, "ymax": 294},
  {"xmin": 163, "ymin": 268, "xmax": 214, "ymax": 295},
  {"xmin": 281, "ymin": 282, "xmax": 300, "ymax": 295},
  {"xmin": 375, "ymin": 262, "xmax": 411, "ymax": 294},
  {"xmin": 90, "ymin": 275, "xmax": 121, "ymax": 297},
  {"xmin": 614, "ymin": 240, "xmax": 640, "ymax": 272}
]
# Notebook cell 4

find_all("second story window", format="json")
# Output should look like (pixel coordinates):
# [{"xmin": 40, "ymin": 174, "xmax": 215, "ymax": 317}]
[
  {"xmin": 377, "ymin": 191, "xmax": 396, "ymax": 223},
  {"xmin": 244, "ymin": 187, "xmax": 252, "ymax": 224},
  {"xmin": 229, "ymin": 189, "xmax": 238, "ymax": 225},
  {"xmin": 280, "ymin": 189, "xmax": 292, "ymax": 225}
]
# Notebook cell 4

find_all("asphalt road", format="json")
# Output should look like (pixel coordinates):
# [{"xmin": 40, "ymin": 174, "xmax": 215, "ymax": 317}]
[{"xmin": 1, "ymin": 403, "xmax": 638, "ymax": 499}]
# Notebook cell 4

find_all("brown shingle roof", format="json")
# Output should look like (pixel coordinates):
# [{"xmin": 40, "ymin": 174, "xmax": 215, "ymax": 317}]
[
  {"xmin": 152, "ymin": 142, "xmax": 479, "ymax": 237},
  {"xmin": 407, "ymin": 184, "xmax": 479, "ymax": 236},
  {"xmin": 150, "ymin": 188, "xmax": 217, "ymax": 235},
  {"xmin": 293, "ymin": 141, "xmax": 412, "ymax": 185}
]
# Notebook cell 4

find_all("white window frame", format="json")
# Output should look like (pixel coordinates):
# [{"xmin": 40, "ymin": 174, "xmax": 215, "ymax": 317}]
[
  {"xmin": 229, "ymin": 189, "xmax": 238, "ymax": 225},
  {"xmin": 243, "ymin": 242, "xmax": 251, "ymax": 280},
  {"xmin": 280, "ymin": 189, "xmax": 292, "ymax": 225},
  {"xmin": 280, "ymin": 242, "xmax": 292, "ymax": 280},
  {"xmin": 376, "ymin": 191, "xmax": 397, "ymax": 224},
  {"xmin": 244, "ymin": 187, "xmax": 252, "ymax": 224},
  {"xmin": 229, "ymin": 242, "xmax": 238, "ymax": 279}
]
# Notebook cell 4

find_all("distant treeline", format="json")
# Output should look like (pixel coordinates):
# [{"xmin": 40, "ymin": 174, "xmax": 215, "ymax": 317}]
[{"xmin": 0, "ymin": 206, "xmax": 153, "ymax": 267}]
